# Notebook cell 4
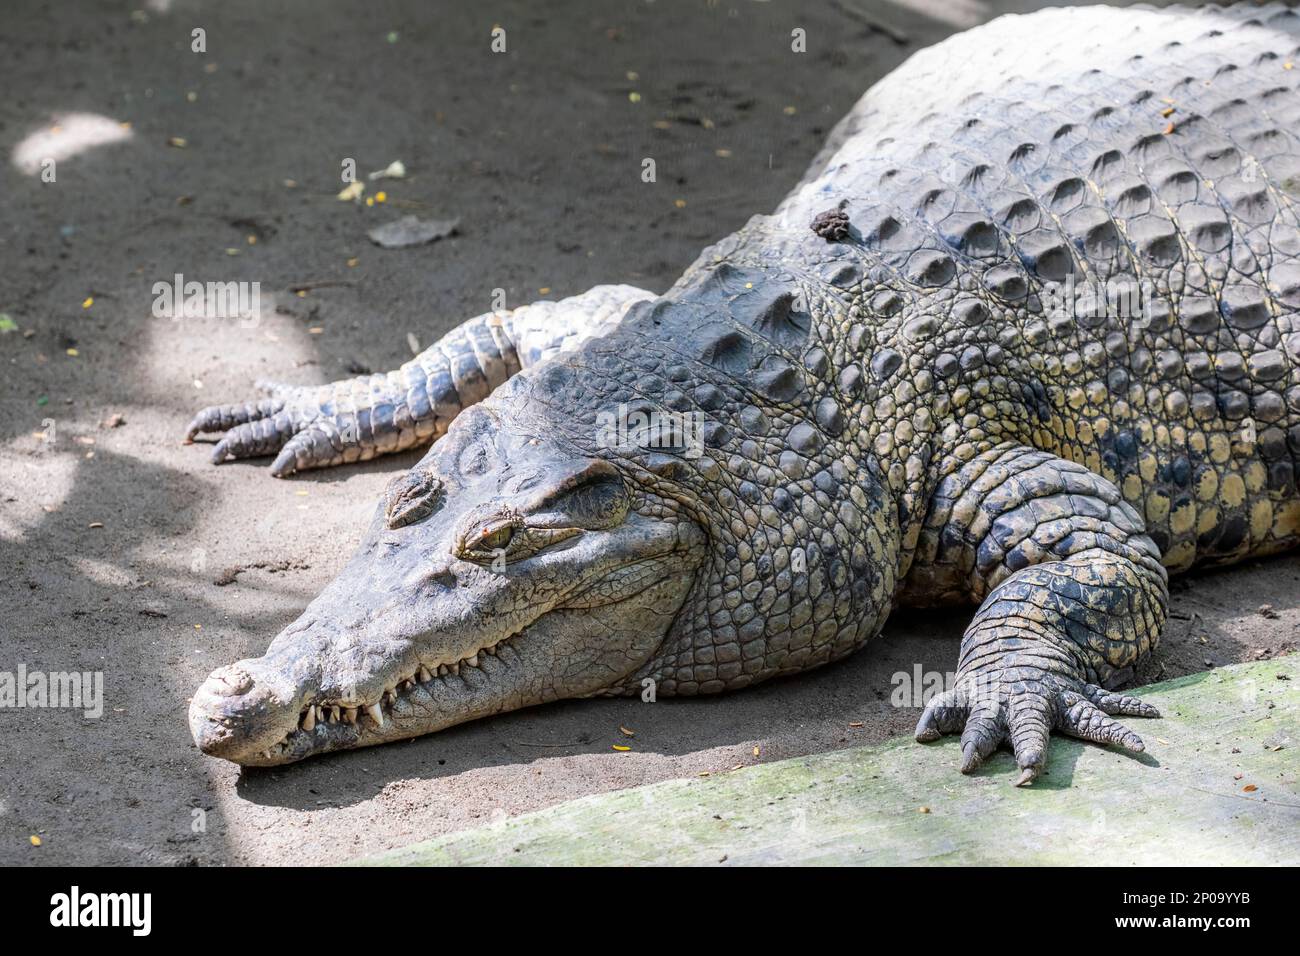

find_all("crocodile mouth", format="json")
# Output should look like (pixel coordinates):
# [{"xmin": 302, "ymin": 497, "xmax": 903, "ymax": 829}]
[{"xmin": 260, "ymin": 629, "xmax": 525, "ymax": 764}]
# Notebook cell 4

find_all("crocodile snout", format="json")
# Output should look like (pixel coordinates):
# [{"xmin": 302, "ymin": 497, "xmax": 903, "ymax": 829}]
[{"xmin": 189, "ymin": 661, "xmax": 305, "ymax": 765}]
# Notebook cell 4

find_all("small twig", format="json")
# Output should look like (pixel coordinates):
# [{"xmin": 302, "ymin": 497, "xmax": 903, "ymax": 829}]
[
  {"xmin": 288, "ymin": 280, "xmax": 357, "ymax": 293},
  {"xmin": 512, "ymin": 740, "xmax": 584, "ymax": 748},
  {"xmin": 831, "ymin": 0, "xmax": 910, "ymax": 45}
]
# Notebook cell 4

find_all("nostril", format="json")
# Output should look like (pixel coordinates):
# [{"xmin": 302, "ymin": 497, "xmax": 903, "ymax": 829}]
[{"xmin": 208, "ymin": 666, "xmax": 255, "ymax": 697}]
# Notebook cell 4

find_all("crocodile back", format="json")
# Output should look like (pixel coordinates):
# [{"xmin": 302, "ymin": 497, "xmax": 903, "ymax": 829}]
[{"xmin": 772, "ymin": 2, "xmax": 1300, "ymax": 572}]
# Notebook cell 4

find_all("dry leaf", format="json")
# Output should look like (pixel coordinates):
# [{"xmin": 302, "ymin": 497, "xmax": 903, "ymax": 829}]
[
  {"xmin": 337, "ymin": 181, "xmax": 365, "ymax": 202},
  {"xmin": 367, "ymin": 215, "xmax": 459, "ymax": 249}
]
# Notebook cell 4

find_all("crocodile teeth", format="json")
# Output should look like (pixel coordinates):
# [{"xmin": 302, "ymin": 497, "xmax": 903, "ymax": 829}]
[
  {"xmin": 449, "ymin": 663, "xmax": 460, "ymax": 675},
  {"xmin": 301, "ymin": 707, "xmax": 316, "ymax": 732},
  {"xmin": 344, "ymin": 707, "xmax": 358, "ymax": 725},
  {"xmin": 437, "ymin": 664, "xmax": 449, "ymax": 677},
  {"xmin": 418, "ymin": 666, "xmax": 432, "ymax": 682},
  {"xmin": 465, "ymin": 653, "xmax": 480, "ymax": 668},
  {"xmin": 330, "ymin": 706, "xmax": 341, "ymax": 723},
  {"xmin": 366, "ymin": 703, "xmax": 384, "ymax": 727}
]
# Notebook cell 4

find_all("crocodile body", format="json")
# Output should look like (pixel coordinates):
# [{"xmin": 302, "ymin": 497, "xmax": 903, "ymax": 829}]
[{"xmin": 189, "ymin": 3, "xmax": 1300, "ymax": 781}]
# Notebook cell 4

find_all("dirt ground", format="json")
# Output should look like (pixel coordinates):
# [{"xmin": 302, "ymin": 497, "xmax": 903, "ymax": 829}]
[{"xmin": 1, "ymin": 0, "xmax": 1295, "ymax": 866}]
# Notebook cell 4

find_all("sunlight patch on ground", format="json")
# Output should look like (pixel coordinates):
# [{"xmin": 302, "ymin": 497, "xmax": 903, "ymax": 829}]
[
  {"xmin": 11, "ymin": 112, "xmax": 134, "ymax": 175},
  {"xmin": 63, "ymin": 555, "xmax": 142, "ymax": 590},
  {"xmin": 0, "ymin": 451, "xmax": 76, "ymax": 541}
]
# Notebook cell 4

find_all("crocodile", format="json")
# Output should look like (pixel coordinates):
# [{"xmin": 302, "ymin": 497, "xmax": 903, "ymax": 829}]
[{"xmin": 188, "ymin": 2, "xmax": 1300, "ymax": 785}]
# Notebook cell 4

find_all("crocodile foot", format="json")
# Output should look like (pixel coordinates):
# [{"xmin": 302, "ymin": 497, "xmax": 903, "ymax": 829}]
[
  {"xmin": 186, "ymin": 380, "xmax": 353, "ymax": 477},
  {"xmin": 914, "ymin": 663, "xmax": 1160, "ymax": 786}
]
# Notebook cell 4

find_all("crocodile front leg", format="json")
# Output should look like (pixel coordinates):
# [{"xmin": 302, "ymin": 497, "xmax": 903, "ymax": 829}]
[
  {"xmin": 185, "ymin": 284, "xmax": 653, "ymax": 476},
  {"xmin": 903, "ymin": 444, "xmax": 1169, "ymax": 785}
]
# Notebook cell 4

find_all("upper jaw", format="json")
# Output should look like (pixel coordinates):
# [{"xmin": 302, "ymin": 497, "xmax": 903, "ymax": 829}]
[{"xmin": 238, "ymin": 621, "xmax": 534, "ymax": 766}]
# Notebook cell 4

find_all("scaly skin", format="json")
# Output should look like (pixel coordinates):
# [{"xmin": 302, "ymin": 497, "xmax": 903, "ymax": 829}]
[{"xmin": 190, "ymin": 4, "xmax": 1300, "ymax": 784}]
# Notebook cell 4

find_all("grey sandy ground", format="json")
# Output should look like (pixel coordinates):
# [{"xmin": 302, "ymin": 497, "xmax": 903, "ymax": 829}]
[{"xmin": 0, "ymin": 0, "xmax": 1294, "ymax": 865}]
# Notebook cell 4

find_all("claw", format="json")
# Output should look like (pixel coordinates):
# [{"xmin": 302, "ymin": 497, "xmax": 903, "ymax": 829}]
[
  {"xmin": 1007, "ymin": 691, "xmax": 1052, "ymax": 786},
  {"xmin": 1059, "ymin": 694, "xmax": 1147, "ymax": 752},
  {"xmin": 914, "ymin": 687, "xmax": 968, "ymax": 743},
  {"xmin": 957, "ymin": 701, "xmax": 1003, "ymax": 773},
  {"xmin": 1080, "ymin": 682, "xmax": 1160, "ymax": 719}
]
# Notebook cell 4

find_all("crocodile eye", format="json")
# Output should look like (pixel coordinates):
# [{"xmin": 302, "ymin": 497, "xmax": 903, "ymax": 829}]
[
  {"xmin": 456, "ymin": 516, "xmax": 579, "ymax": 565},
  {"xmin": 477, "ymin": 524, "xmax": 514, "ymax": 552}
]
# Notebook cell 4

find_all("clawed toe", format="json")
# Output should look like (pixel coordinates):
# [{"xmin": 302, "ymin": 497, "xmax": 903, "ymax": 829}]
[
  {"xmin": 914, "ymin": 687, "xmax": 968, "ymax": 743},
  {"xmin": 209, "ymin": 412, "xmax": 299, "ymax": 464},
  {"xmin": 186, "ymin": 397, "xmax": 285, "ymax": 441},
  {"xmin": 1058, "ymin": 691, "xmax": 1147, "ymax": 752}
]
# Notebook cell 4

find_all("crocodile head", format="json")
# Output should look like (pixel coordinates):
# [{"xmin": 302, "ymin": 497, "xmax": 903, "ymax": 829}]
[
  {"xmin": 188, "ymin": 386, "xmax": 709, "ymax": 766},
  {"xmin": 190, "ymin": 281, "xmax": 903, "ymax": 766}
]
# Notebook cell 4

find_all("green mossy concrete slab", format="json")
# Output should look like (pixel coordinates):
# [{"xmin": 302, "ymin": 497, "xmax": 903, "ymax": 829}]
[{"xmin": 357, "ymin": 657, "xmax": 1299, "ymax": 866}]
